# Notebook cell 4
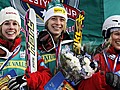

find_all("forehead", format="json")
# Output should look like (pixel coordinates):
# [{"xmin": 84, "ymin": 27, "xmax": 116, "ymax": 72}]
[
  {"xmin": 50, "ymin": 16, "xmax": 65, "ymax": 19},
  {"xmin": 3, "ymin": 20, "xmax": 17, "ymax": 22},
  {"xmin": 110, "ymin": 28, "xmax": 120, "ymax": 33},
  {"xmin": 112, "ymin": 30, "xmax": 120, "ymax": 33}
]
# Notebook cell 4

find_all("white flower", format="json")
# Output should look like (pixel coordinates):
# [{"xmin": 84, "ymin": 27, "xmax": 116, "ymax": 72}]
[
  {"xmin": 82, "ymin": 57, "xmax": 95, "ymax": 79},
  {"xmin": 64, "ymin": 53, "xmax": 81, "ymax": 71}
]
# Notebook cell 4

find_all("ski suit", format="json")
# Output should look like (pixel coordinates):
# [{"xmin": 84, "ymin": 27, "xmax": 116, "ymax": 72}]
[
  {"xmin": 38, "ymin": 31, "xmax": 71, "ymax": 75},
  {"xmin": 0, "ymin": 37, "xmax": 52, "ymax": 90}
]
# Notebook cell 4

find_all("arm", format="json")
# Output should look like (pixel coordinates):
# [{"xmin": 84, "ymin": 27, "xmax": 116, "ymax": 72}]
[
  {"xmin": 8, "ymin": 55, "xmax": 52, "ymax": 90},
  {"xmin": 25, "ymin": 56, "xmax": 52, "ymax": 90},
  {"xmin": 78, "ymin": 71, "xmax": 107, "ymax": 90},
  {"xmin": 78, "ymin": 53, "xmax": 117, "ymax": 90}
]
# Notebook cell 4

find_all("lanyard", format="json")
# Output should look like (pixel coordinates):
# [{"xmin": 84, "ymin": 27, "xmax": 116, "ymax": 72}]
[
  {"xmin": 55, "ymin": 44, "xmax": 61, "ymax": 69},
  {"xmin": 55, "ymin": 34, "xmax": 63, "ymax": 70},
  {"xmin": 103, "ymin": 51, "xmax": 119, "ymax": 72}
]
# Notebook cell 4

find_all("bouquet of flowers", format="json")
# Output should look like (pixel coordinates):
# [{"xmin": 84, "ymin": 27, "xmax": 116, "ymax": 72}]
[{"xmin": 59, "ymin": 41, "xmax": 98, "ymax": 85}]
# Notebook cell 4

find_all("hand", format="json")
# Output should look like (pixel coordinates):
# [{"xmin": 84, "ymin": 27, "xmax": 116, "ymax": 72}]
[
  {"xmin": 8, "ymin": 75, "xmax": 28, "ymax": 90},
  {"xmin": 81, "ymin": 57, "xmax": 97, "ymax": 79},
  {"xmin": 106, "ymin": 72, "xmax": 120, "ymax": 89}
]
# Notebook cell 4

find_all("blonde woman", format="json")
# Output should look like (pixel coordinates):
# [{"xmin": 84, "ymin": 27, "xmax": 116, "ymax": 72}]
[
  {"xmin": 0, "ymin": 7, "xmax": 51, "ymax": 90},
  {"xmin": 78, "ymin": 15, "xmax": 120, "ymax": 90}
]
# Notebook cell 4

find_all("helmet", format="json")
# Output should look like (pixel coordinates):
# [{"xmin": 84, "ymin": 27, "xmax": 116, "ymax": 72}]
[{"xmin": 102, "ymin": 15, "xmax": 120, "ymax": 39}]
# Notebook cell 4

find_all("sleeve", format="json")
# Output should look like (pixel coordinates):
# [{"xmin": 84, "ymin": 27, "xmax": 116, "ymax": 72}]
[
  {"xmin": 78, "ymin": 53, "xmax": 112, "ymax": 90},
  {"xmin": 25, "ymin": 55, "xmax": 52, "ymax": 90},
  {"xmin": 78, "ymin": 72, "xmax": 107, "ymax": 90}
]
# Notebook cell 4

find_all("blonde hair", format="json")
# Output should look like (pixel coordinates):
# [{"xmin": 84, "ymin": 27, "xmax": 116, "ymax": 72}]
[{"xmin": 103, "ymin": 35, "xmax": 112, "ymax": 50}]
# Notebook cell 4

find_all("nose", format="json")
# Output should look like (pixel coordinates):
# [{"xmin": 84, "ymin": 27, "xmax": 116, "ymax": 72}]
[
  {"xmin": 118, "ymin": 35, "xmax": 120, "ymax": 39},
  {"xmin": 56, "ymin": 19, "xmax": 61, "ymax": 24},
  {"xmin": 9, "ymin": 23, "xmax": 14, "ymax": 29}
]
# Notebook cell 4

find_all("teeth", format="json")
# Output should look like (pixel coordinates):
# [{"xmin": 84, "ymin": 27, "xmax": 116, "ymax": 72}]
[
  {"xmin": 116, "ymin": 42, "xmax": 120, "ymax": 44},
  {"xmin": 53, "ymin": 25, "xmax": 61, "ymax": 29},
  {"xmin": 7, "ymin": 31, "xmax": 15, "ymax": 35},
  {"xmin": 54, "ymin": 28, "xmax": 59, "ymax": 29},
  {"xmin": 54, "ymin": 27, "xmax": 60, "ymax": 30}
]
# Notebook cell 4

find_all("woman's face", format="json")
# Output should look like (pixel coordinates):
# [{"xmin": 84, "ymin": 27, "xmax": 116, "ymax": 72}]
[
  {"xmin": 47, "ymin": 16, "xmax": 66, "ymax": 37},
  {"xmin": 1, "ymin": 20, "xmax": 20, "ymax": 40},
  {"xmin": 111, "ymin": 30, "xmax": 120, "ymax": 50}
]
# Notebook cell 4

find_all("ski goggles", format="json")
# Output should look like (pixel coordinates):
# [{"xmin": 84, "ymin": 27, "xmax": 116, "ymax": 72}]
[
  {"xmin": 0, "ymin": 45, "xmax": 21, "ymax": 59},
  {"xmin": 0, "ymin": 46, "xmax": 13, "ymax": 59},
  {"xmin": 0, "ymin": 45, "xmax": 21, "ymax": 71},
  {"xmin": 38, "ymin": 30, "xmax": 55, "ymax": 52}
]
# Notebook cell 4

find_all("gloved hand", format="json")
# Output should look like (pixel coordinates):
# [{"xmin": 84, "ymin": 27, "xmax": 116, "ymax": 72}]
[
  {"xmin": 106, "ymin": 72, "xmax": 120, "ymax": 89},
  {"xmin": 81, "ymin": 57, "xmax": 97, "ymax": 79},
  {"xmin": 8, "ymin": 75, "xmax": 28, "ymax": 90}
]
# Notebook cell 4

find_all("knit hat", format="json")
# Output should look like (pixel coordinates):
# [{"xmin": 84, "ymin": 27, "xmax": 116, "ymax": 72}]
[
  {"xmin": 44, "ymin": 0, "xmax": 68, "ymax": 24},
  {"xmin": 0, "ymin": 7, "xmax": 21, "ymax": 27}
]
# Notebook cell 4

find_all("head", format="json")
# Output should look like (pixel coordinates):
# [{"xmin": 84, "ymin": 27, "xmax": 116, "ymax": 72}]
[
  {"xmin": 0, "ymin": 7, "xmax": 21, "ymax": 40},
  {"xmin": 44, "ymin": 0, "xmax": 68, "ymax": 38},
  {"xmin": 102, "ymin": 15, "xmax": 120, "ymax": 50}
]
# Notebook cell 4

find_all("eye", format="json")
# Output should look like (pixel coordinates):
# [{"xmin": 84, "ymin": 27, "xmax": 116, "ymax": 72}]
[
  {"xmin": 13, "ymin": 22, "xmax": 18, "ymax": 25},
  {"xmin": 113, "ymin": 32, "xmax": 120, "ymax": 36},
  {"xmin": 51, "ymin": 17, "xmax": 56, "ymax": 21},
  {"xmin": 3, "ymin": 22, "xmax": 10, "ymax": 25},
  {"xmin": 60, "ymin": 18, "xmax": 65, "ymax": 22}
]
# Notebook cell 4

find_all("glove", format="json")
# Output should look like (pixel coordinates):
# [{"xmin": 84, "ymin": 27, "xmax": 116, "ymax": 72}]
[
  {"xmin": 106, "ymin": 72, "xmax": 120, "ymax": 89},
  {"xmin": 81, "ymin": 57, "xmax": 97, "ymax": 79},
  {"xmin": 8, "ymin": 75, "xmax": 28, "ymax": 90}
]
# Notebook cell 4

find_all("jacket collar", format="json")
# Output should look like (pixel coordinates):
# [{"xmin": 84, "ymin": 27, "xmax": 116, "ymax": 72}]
[{"xmin": 0, "ymin": 38, "xmax": 21, "ymax": 51}]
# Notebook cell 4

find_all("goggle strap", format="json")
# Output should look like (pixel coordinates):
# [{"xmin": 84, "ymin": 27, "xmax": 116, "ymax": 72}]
[{"xmin": 0, "ymin": 45, "xmax": 21, "ymax": 71}]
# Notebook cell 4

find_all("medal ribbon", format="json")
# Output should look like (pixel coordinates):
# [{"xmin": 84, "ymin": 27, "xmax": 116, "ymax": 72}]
[{"xmin": 103, "ymin": 51, "xmax": 119, "ymax": 72}]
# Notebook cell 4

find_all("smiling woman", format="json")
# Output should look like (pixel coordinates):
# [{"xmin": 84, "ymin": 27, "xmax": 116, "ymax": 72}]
[
  {"xmin": 111, "ymin": 30, "xmax": 120, "ymax": 50},
  {"xmin": 78, "ymin": 15, "xmax": 120, "ymax": 90},
  {"xmin": 0, "ymin": 7, "xmax": 21, "ymax": 41},
  {"xmin": 37, "ymin": 0, "xmax": 71, "ymax": 76},
  {"xmin": 1, "ymin": 20, "xmax": 20, "ymax": 40},
  {"xmin": 0, "ymin": 7, "xmax": 26, "ymax": 89},
  {"xmin": 0, "ymin": 6, "xmax": 52, "ymax": 90}
]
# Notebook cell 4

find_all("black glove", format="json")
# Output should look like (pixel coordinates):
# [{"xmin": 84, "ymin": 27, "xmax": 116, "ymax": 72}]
[
  {"xmin": 106, "ymin": 72, "xmax": 120, "ymax": 89},
  {"xmin": 8, "ymin": 75, "xmax": 28, "ymax": 90}
]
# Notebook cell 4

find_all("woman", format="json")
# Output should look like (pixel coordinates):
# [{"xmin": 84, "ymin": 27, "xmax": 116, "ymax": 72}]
[
  {"xmin": 0, "ymin": 6, "xmax": 25, "ymax": 78},
  {"xmin": 78, "ymin": 15, "xmax": 120, "ymax": 90},
  {"xmin": 0, "ymin": 7, "xmax": 51, "ymax": 90},
  {"xmin": 37, "ymin": 0, "xmax": 71, "ymax": 76}
]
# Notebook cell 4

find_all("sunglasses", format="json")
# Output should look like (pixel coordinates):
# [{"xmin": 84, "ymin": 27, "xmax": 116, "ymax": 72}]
[{"xmin": 38, "ymin": 30, "xmax": 55, "ymax": 52}]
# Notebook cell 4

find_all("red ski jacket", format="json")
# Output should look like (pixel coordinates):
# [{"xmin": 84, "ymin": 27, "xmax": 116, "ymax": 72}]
[
  {"xmin": 25, "ymin": 57, "xmax": 52, "ymax": 90},
  {"xmin": 78, "ymin": 46, "xmax": 120, "ymax": 90}
]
